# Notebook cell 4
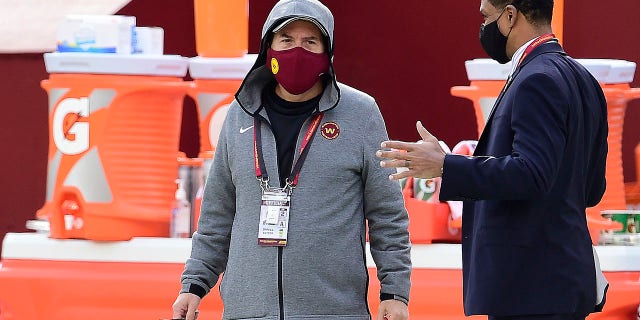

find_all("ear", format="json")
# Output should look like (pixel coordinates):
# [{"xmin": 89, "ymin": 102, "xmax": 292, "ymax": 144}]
[{"xmin": 505, "ymin": 4, "xmax": 518, "ymax": 27}]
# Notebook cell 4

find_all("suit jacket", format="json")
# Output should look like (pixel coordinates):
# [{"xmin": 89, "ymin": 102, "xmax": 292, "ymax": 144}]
[{"xmin": 440, "ymin": 41, "xmax": 608, "ymax": 317}]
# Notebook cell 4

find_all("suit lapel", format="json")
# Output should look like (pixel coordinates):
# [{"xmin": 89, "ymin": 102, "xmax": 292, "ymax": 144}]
[
  {"xmin": 474, "ymin": 74, "xmax": 515, "ymax": 154},
  {"xmin": 473, "ymin": 41, "xmax": 567, "ymax": 155}
]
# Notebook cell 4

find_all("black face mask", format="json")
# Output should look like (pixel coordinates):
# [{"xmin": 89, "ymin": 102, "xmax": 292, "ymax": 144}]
[{"xmin": 479, "ymin": 9, "xmax": 512, "ymax": 64}]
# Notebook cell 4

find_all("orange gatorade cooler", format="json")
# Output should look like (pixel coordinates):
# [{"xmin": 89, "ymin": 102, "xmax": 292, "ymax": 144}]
[
  {"xmin": 451, "ymin": 58, "xmax": 638, "ymax": 244},
  {"xmin": 188, "ymin": 54, "xmax": 256, "ymax": 151},
  {"xmin": 38, "ymin": 52, "xmax": 189, "ymax": 240},
  {"xmin": 194, "ymin": 0, "xmax": 248, "ymax": 57}
]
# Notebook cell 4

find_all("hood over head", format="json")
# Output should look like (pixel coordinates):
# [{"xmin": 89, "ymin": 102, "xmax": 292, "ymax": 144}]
[{"xmin": 235, "ymin": 0, "xmax": 340, "ymax": 116}]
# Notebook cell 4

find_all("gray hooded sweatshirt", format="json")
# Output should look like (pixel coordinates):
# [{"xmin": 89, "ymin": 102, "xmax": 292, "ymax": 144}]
[{"xmin": 181, "ymin": 1, "xmax": 411, "ymax": 319}]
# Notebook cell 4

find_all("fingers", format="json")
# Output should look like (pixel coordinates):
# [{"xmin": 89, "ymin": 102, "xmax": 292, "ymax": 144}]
[
  {"xmin": 416, "ymin": 121, "xmax": 436, "ymax": 142},
  {"xmin": 379, "ymin": 140, "xmax": 414, "ymax": 152},
  {"xmin": 172, "ymin": 293, "xmax": 200, "ymax": 320},
  {"xmin": 172, "ymin": 301, "xmax": 187, "ymax": 319},
  {"xmin": 376, "ymin": 148, "xmax": 409, "ymax": 161},
  {"xmin": 186, "ymin": 300, "xmax": 200, "ymax": 320},
  {"xmin": 379, "ymin": 121, "xmax": 436, "ymax": 157},
  {"xmin": 378, "ymin": 300, "xmax": 409, "ymax": 320},
  {"xmin": 388, "ymin": 169, "xmax": 413, "ymax": 181},
  {"xmin": 375, "ymin": 307, "xmax": 388, "ymax": 320},
  {"xmin": 379, "ymin": 158, "xmax": 411, "ymax": 169}
]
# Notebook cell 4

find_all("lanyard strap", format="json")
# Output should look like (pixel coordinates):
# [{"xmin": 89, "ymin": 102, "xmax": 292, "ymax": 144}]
[
  {"xmin": 254, "ymin": 113, "xmax": 324, "ymax": 190},
  {"xmin": 517, "ymin": 33, "xmax": 556, "ymax": 67},
  {"xmin": 253, "ymin": 116, "xmax": 268, "ymax": 180}
]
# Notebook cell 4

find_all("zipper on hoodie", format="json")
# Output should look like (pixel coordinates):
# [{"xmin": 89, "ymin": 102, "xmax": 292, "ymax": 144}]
[
  {"xmin": 258, "ymin": 111, "xmax": 319, "ymax": 320},
  {"xmin": 276, "ymin": 115, "xmax": 317, "ymax": 320},
  {"xmin": 278, "ymin": 246, "xmax": 284, "ymax": 320},
  {"xmin": 256, "ymin": 114, "xmax": 285, "ymax": 320}
]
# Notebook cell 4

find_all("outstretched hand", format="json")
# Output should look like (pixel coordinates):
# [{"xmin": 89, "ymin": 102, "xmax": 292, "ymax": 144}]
[{"xmin": 376, "ymin": 121, "xmax": 446, "ymax": 180}]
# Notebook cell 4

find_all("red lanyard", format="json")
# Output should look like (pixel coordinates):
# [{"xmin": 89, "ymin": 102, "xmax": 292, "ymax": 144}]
[
  {"xmin": 517, "ymin": 33, "xmax": 556, "ymax": 67},
  {"xmin": 254, "ymin": 113, "xmax": 324, "ymax": 189},
  {"xmin": 488, "ymin": 34, "xmax": 557, "ymax": 122}
]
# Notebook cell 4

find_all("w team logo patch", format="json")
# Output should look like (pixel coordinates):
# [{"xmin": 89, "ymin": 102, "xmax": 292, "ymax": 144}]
[{"xmin": 321, "ymin": 122, "xmax": 340, "ymax": 140}]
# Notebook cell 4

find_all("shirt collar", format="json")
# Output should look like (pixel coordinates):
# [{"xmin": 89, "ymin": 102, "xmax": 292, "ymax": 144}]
[{"xmin": 509, "ymin": 37, "xmax": 537, "ymax": 76}]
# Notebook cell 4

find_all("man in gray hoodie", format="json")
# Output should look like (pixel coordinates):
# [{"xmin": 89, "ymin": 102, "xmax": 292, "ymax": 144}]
[{"xmin": 172, "ymin": 1, "xmax": 411, "ymax": 319}]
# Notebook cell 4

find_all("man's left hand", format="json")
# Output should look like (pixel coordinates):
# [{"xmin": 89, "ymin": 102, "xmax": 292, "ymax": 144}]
[{"xmin": 376, "ymin": 299, "xmax": 409, "ymax": 320}]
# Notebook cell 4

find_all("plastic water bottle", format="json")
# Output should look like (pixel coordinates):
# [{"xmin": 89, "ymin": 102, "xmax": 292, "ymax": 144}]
[{"xmin": 170, "ymin": 179, "xmax": 191, "ymax": 238}]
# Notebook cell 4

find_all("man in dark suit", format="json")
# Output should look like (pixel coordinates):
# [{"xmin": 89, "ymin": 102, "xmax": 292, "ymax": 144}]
[{"xmin": 376, "ymin": 0, "xmax": 608, "ymax": 320}]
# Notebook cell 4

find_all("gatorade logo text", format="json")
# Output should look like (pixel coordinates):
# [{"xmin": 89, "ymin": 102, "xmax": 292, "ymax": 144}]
[
  {"xmin": 53, "ymin": 97, "xmax": 90, "ymax": 155},
  {"xmin": 271, "ymin": 58, "xmax": 280, "ymax": 75},
  {"xmin": 321, "ymin": 122, "xmax": 340, "ymax": 140}
]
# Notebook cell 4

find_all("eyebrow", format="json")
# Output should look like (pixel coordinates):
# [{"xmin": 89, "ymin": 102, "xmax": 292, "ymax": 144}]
[{"xmin": 277, "ymin": 32, "xmax": 321, "ymax": 41}]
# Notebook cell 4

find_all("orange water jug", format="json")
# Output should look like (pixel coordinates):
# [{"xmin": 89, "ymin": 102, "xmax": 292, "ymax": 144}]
[
  {"xmin": 37, "ymin": 53, "xmax": 189, "ymax": 240},
  {"xmin": 194, "ymin": 0, "xmax": 248, "ymax": 57}
]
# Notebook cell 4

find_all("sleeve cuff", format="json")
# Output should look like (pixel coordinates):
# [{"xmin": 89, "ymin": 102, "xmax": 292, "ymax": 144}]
[
  {"xmin": 187, "ymin": 283, "xmax": 207, "ymax": 298},
  {"xmin": 380, "ymin": 292, "xmax": 408, "ymax": 305}
]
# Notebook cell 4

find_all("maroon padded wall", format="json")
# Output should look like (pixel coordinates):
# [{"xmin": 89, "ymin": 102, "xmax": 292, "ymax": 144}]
[{"xmin": 0, "ymin": 54, "xmax": 49, "ymax": 243}]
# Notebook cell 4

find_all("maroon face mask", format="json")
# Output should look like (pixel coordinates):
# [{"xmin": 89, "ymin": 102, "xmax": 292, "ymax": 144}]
[{"xmin": 266, "ymin": 47, "xmax": 330, "ymax": 95}]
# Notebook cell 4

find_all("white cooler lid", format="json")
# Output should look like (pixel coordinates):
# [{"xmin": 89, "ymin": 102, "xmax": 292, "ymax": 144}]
[
  {"xmin": 465, "ymin": 58, "xmax": 512, "ymax": 81},
  {"xmin": 576, "ymin": 59, "xmax": 636, "ymax": 84},
  {"xmin": 44, "ymin": 52, "xmax": 189, "ymax": 77},
  {"xmin": 465, "ymin": 58, "xmax": 636, "ymax": 84},
  {"xmin": 574, "ymin": 59, "xmax": 612, "ymax": 83},
  {"xmin": 189, "ymin": 54, "xmax": 258, "ymax": 80}
]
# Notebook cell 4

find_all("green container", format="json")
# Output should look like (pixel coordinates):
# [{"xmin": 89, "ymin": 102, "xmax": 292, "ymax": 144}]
[{"xmin": 609, "ymin": 212, "xmax": 640, "ymax": 234}]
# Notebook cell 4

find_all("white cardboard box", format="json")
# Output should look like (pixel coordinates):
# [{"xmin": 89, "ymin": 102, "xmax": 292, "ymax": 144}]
[
  {"xmin": 56, "ymin": 15, "xmax": 136, "ymax": 54},
  {"xmin": 134, "ymin": 27, "xmax": 164, "ymax": 55}
]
